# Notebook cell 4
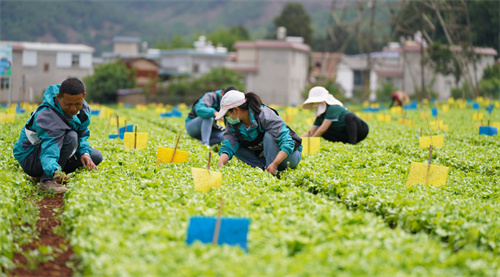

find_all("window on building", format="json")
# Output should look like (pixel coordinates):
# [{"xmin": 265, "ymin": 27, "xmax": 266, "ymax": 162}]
[
  {"xmin": 44, "ymin": 63, "xmax": 49, "ymax": 72},
  {"xmin": 354, "ymin": 70, "xmax": 364, "ymax": 86},
  {"xmin": 71, "ymin": 54, "xmax": 79, "ymax": 67},
  {"xmin": 0, "ymin": 77, "xmax": 10, "ymax": 89},
  {"xmin": 192, "ymin": 64, "xmax": 199, "ymax": 73},
  {"xmin": 315, "ymin": 62, "xmax": 321, "ymax": 68}
]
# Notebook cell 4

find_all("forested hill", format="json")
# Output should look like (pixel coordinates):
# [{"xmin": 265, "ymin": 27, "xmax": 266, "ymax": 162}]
[{"xmin": 0, "ymin": 0, "xmax": 331, "ymax": 55}]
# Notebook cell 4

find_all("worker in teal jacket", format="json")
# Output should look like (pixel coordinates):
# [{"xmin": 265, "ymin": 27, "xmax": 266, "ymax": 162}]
[
  {"xmin": 216, "ymin": 90, "xmax": 302, "ymax": 175},
  {"xmin": 185, "ymin": 86, "xmax": 236, "ymax": 147},
  {"xmin": 13, "ymin": 78, "xmax": 102, "ymax": 193}
]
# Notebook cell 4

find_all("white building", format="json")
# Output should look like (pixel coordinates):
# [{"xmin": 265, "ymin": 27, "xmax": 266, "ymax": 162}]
[
  {"xmin": 226, "ymin": 38, "xmax": 310, "ymax": 106},
  {"xmin": 0, "ymin": 41, "xmax": 94, "ymax": 103}
]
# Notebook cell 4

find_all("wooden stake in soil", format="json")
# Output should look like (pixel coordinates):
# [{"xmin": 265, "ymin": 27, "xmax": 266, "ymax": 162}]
[
  {"xmin": 207, "ymin": 151, "xmax": 212, "ymax": 174},
  {"xmin": 212, "ymin": 197, "xmax": 224, "ymax": 244},
  {"xmin": 170, "ymin": 133, "xmax": 182, "ymax": 163},
  {"xmin": 134, "ymin": 125, "xmax": 137, "ymax": 150},
  {"xmin": 116, "ymin": 114, "xmax": 120, "ymax": 138}
]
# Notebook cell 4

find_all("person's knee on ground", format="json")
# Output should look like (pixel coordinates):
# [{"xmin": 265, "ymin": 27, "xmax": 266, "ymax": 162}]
[
  {"xmin": 60, "ymin": 130, "xmax": 78, "ymax": 161},
  {"xmin": 91, "ymin": 148, "xmax": 103, "ymax": 166}
]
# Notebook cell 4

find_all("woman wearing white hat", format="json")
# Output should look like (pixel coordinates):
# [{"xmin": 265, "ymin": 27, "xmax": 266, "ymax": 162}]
[
  {"xmin": 215, "ymin": 90, "xmax": 302, "ymax": 175},
  {"xmin": 302, "ymin": 86, "xmax": 369, "ymax": 144}
]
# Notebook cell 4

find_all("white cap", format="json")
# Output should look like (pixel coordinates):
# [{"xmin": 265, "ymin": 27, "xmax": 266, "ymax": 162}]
[
  {"xmin": 215, "ymin": 90, "xmax": 246, "ymax": 120},
  {"xmin": 303, "ymin": 86, "xmax": 343, "ymax": 109}
]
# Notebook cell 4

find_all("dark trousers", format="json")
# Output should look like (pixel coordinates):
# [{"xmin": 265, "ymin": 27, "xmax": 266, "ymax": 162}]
[
  {"xmin": 20, "ymin": 130, "xmax": 103, "ymax": 182},
  {"xmin": 322, "ymin": 113, "xmax": 369, "ymax": 145}
]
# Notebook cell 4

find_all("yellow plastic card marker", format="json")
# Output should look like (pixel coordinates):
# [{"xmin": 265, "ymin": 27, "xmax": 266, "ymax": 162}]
[
  {"xmin": 124, "ymin": 132, "xmax": 148, "ymax": 151},
  {"xmin": 301, "ymin": 137, "xmax": 320, "ymax": 154},
  {"xmin": 472, "ymin": 113, "xmax": 484, "ymax": 120},
  {"xmin": 406, "ymin": 162, "xmax": 449, "ymax": 187},
  {"xmin": 419, "ymin": 135, "xmax": 444, "ymax": 148},
  {"xmin": 0, "ymin": 113, "xmax": 15, "ymax": 123},
  {"xmin": 441, "ymin": 104, "xmax": 450, "ymax": 113},
  {"xmin": 110, "ymin": 118, "xmax": 127, "ymax": 126},
  {"xmin": 156, "ymin": 147, "xmax": 189, "ymax": 164},
  {"xmin": 191, "ymin": 168, "xmax": 222, "ymax": 193},
  {"xmin": 377, "ymin": 114, "xmax": 391, "ymax": 122}
]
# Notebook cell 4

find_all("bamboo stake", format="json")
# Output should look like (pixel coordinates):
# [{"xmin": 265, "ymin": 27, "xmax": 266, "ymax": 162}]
[
  {"xmin": 134, "ymin": 125, "xmax": 137, "ymax": 150},
  {"xmin": 170, "ymin": 133, "xmax": 182, "ymax": 163},
  {"xmin": 116, "ymin": 115, "xmax": 119, "ymax": 138},
  {"xmin": 212, "ymin": 197, "xmax": 224, "ymax": 244}
]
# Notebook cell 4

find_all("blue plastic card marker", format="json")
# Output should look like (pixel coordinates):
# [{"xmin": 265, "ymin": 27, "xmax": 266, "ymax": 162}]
[
  {"xmin": 91, "ymin": 110, "xmax": 101, "ymax": 116},
  {"xmin": 479, "ymin": 126, "xmax": 498, "ymax": 136},
  {"xmin": 108, "ymin": 124, "xmax": 134, "ymax": 139},
  {"xmin": 186, "ymin": 217, "xmax": 250, "ymax": 252},
  {"xmin": 473, "ymin": 102, "xmax": 479, "ymax": 110},
  {"xmin": 431, "ymin": 107, "xmax": 438, "ymax": 117},
  {"xmin": 186, "ymin": 198, "xmax": 250, "ymax": 252}
]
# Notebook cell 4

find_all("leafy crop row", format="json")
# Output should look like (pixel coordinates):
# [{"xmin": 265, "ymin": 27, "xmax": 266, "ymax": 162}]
[{"xmin": 1, "ymin": 105, "xmax": 499, "ymax": 275}]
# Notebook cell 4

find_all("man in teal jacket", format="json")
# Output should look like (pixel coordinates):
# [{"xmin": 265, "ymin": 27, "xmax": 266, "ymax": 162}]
[
  {"xmin": 13, "ymin": 78, "xmax": 102, "ymax": 193},
  {"xmin": 185, "ymin": 86, "xmax": 236, "ymax": 147}
]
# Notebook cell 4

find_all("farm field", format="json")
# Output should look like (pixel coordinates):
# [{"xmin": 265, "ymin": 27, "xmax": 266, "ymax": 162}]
[{"xmin": 1, "ymin": 100, "xmax": 499, "ymax": 276}]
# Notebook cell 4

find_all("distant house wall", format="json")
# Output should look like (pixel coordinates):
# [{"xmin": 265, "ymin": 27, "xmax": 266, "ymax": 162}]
[
  {"xmin": 229, "ymin": 40, "xmax": 310, "ymax": 106},
  {"xmin": 0, "ymin": 41, "xmax": 94, "ymax": 104}
]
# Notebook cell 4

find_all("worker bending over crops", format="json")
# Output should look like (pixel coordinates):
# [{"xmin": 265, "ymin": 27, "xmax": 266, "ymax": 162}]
[
  {"xmin": 216, "ymin": 90, "xmax": 302, "ymax": 175},
  {"xmin": 13, "ymin": 78, "xmax": 102, "ymax": 194},
  {"xmin": 185, "ymin": 86, "xmax": 237, "ymax": 147},
  {"xmin": 302, "ymin": 86, "xmax": 369, "ymax": 145}
]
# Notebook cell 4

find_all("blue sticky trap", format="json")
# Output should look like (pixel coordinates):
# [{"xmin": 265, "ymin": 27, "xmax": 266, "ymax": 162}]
[
  {"xmin": 186, "ymin": 216, "xmax": 250, "ymax": 252},
  {"xmin": 479, "ymin": 126, "xmax": 498, "ymax": 136},
  {"xmin": 108, "ymin": 134, "xmax": 118, "ymax": 139},
  {"xmin": 473, "ymin": 102, "xmax": 479, "ymax": 110},
  {"xmin": 486, "ymin": 105, "xmax": 494, "ymax": 115},
  {"xmin": 431, "ymin": 107, "xmax": 438, "ymax": 117},
  {"xmin": 91, "ymin": 110, "xmax": 101, "ymax": 116},
  {"xmin": 160, "ymin": 109, "xmax": 182, "ymax": 118},
  {"xmin": 466, "ymin": 99, "xmax": 473, "ymax": 104},
  {"xmin": 431, "ymin": 99, "xmax": 436, "ymax": 104},
  {"xmin": 124, "ymin": 104, "xmax": 131, "ymax": 108},
  {"xmin": 16, "ymin": 107, "xmax": 25, "ymax": 113},
  {"xmin": 363, "ymin": 107, "xmax": 375, "ymax": 112},
  {"xmin": 119, "ymin": 124, "xmax": 134, "ymax": 139},
  {"xmin": 404, "ymin": 102, "xmax": 418, "ymax": 110},
  {"xmin": 1, "ymin": 103, "xmax": 7, "ymax": 107}
]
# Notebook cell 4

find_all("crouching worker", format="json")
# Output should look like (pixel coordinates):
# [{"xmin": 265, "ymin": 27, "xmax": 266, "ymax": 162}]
[
  {"xmin": 302, "ymin": 86, "xmax": 369, "ymax": 145},
  {"xmin": 215, "ymin": 90, "xmax": 302, "ymax": 175},
  {"xmin": 185, "ymin": 86, "xmax": 236, "ymax": 147},
  {"xmin": 13, "ymin": 78, "xmax": 102, "ymax": 194}
]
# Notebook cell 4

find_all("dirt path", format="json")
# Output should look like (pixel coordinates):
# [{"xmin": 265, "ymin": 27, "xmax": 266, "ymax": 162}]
[{"xmin": 10, "ymin": 195, "xmax": 74, "ymax": 277}]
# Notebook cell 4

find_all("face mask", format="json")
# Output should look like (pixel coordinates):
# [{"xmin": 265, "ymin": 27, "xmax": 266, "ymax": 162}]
[{"xmin": 226, "ymin": 115, "xmax": 240, "ymax": 125}]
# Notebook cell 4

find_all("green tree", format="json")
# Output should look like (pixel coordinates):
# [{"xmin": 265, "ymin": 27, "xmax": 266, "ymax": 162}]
[
  {"xmin": 206, "ymin": 25, "xmax": 250, "ymax": 51},
  {"xmin": 83, "ymin": 61, "xmax": 136, "ymax": 103},
  {"xmin": 271, "ymin": 3, "xmax": 313, "ymax": 45},
  {"xmin": 479, "ymin": 64, "xmax": 500, "ymax": 99},
  {"xmin": 166, "ymin": 67, "xmax": 244, "ymax": 103}
]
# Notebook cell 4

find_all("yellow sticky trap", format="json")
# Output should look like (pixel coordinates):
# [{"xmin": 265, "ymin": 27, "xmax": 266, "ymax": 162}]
[
  {"xmin": 390, "ymin": 106, "xmax": 403, "ymax": 114},
  {"xmin": 123, "ymin": 132, "xmax": 149, "ymax": 151},
  {"xmin": 406, "ymin": 162, "xmax": 449, "ymax": 187},
  {"xmin": 191, "ymin": 168, "xmax": 222, "ymax": 193},
  {"xmin": 431, "ymin": 124, "xmax": 449, "ymax": 131},
  {"xmin": 459, "ymin": 103, "xmax": 467, "ymax": 109},
  {"xmin": 177, "ymin": 103, "xmax": 188, "ymax": 109},
  {"xmin": 156, "ymin": 146, "xmax": 189, "ymax": 164},
  {"xmin": 306, "ymin": 118, "xmax": 315, "ymax": 125},
  {"xmin": 301, "ymin": 137, "xmax": 320, "ymax": 154},
  {"xmin": 472, "ymin": 113, "xmax": 484, "ymax": 120},
  {"xmin": 283, "ymin": 114, "xmax": 294, "ymax": 122},
  {"xmin": 155, "ymin": 107, "xmax": 167, "ymax": 114},
  {"xmin": 359, "ymin": 113, "xmax": 374, "ymax": 121},
  {"xmin": 494, "ymin": 101, "xmax": 499, "ymax": 108},
  {"xmin": 109, "ymin": 118, "xmax": 127, "ymax": 126},
  {"xmin": 0, "ymin": 113, "xmax": 15, "ymax": 123},
  {"xmin": 420, "ymin": 112, "xmax": 430, "ymax": 119},
  {"xmin": 377, "ymin": 114, "xmax": 391, "ymax": 122},
  {"xmin": 362, "ymin": 101, "xmax": 370, "ymax": 108},
  {"xmin": 441, "ymin": 104, "xmax": 449, "ymax": 113},
  {"xmin": 492, "ymin": 122, "xmax": 500, "ymax": 129},
  {"xmin": 419, "ymin": 135, "xmax": 444, "ymax": 148},
  {"xmin": 476, "ymin": 96, "xmax": 484, "ymax": 103},
  {"xmin": 99, "ymin": 107, "xmax": 114, "ymax": 118},
  {"xmin": 136, "ymin": 105, "xmax": 147, "ymax": 111},
  {"xmin": 447, "ymin": 97, "xmax": 455, "ymax": 103}
]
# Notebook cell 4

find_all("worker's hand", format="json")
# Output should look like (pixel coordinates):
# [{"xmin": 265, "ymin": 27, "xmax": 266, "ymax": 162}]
[
  {"xmin": 266, "ymin": 163, "xmax": 278, "ymax": 176},
  {"xmin": 214, "ymin": 111, "xmax": 219, "ymax": 118},
  {"xmin": 80, "ymin": 154, "xmax": 98, "ymax": 171},
  {"xmin": 54, "ymin": 170, "xmax": 69, "ymax": 184}
]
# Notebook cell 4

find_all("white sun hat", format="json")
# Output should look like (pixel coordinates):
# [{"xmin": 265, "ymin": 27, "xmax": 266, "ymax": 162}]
[
  {"xmin": 303, "ymin": 86, "xmax": 343, "ymax": 109},
  {"xmin": 215, "ymin": 90, "xmax": 247, "ymax": 120}
]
